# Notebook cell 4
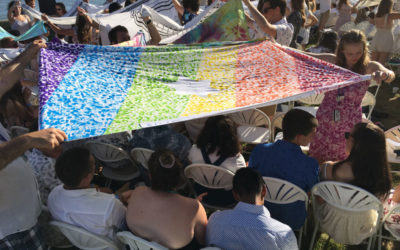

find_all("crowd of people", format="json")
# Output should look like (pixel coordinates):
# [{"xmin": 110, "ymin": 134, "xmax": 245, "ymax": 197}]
[{"xmin": 0, "ymin": 0, "xmax": 400, "ymax": 249}]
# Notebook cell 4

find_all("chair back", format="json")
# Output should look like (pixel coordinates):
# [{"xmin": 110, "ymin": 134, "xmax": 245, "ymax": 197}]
[
  {"xmin": 86, "ymin": 141, "xmax": 133, "ymax": 169},
  {"xmin": 271, "ymin": 112, "xmax": 285, "ymax": 141},
  {"xmin": 116, "ymin": 231, "xmax": 167, "ymax": 250},
  {"xmin": 297, "ymin": 93, "xmax": 325, "ymax": 105},
  {"xmin": 130, "ymin": 148, "xmax": 154, "ymax": 169},
  {"xmin": 263, "ymin": 177, "xmax": 308, "ymax": 207},
  {"xmin": 311, "ymin": 181, "xmax": 382, "ymax": 213},
  {"xmin": 184, "ymin": 164, "xmax": 235, "ymax": 191},
  {"xmin": 228, "ymin": 108, "xmax": 271, "ymax": 127},
  {"xmin": 50, "ymin": 220, "xmax": 120, "ymax": 250},
  {"xmin": 385, "ymin": 125, "xmax": 400, "ymax": 142}
]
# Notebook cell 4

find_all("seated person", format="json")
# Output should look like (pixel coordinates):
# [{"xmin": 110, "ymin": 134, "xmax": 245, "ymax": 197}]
[
  {"xmin": 319, "ymin": 122, "xmax": 392, "ymax": 244},
  {"xmin": 47, "ymin": 147, "xmax": 127, "ymax": 239},
  {"xmin": 172, "ymin": 0, "xmax": 200, "ymax": 25},
  {"xmin": 249, "ymin": 109, "xmax": 319, "ymax": 230},
  {"xmin": 108, "ymin": 25, "xmax": 132, "ymax": 45},
  {"xmin": 207, "ymin": 168, "xmax": 298, "ymax": 250},
  {"xmin": 126, "ymin": 149, "xmax": 207, "ymax": 249},
  {"xmin": 189, "ymin": 115, "xmax": 246, "ymax": 206},
  {"xmin": 307, "ymin": 29, "xmax": 338, "ymax": 54}
]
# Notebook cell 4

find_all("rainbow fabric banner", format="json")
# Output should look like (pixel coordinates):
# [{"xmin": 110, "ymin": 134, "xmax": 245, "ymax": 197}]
[{"xmin": 39, "ymin": 40, "xmax": 367, "ymax": 141}]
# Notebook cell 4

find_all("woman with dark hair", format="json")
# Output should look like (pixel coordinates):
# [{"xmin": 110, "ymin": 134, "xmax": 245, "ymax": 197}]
[
  {"xmin": 55, "ymin": 2, "xmax": 67, "ymax": 17},
  {"xmin": 317, "ymin": 122, "xmax": 393, "ymax": 244},
  {"xmin": 188, "ymin": 115, "xmax": 245, "ymax": 206},
  {"xmin": 189, "ymin": 115, "xmax": 246, "ymax": 173},
  {"xmin": 370, "ymin": 0, "xmax": 400, "ymax": 64},
  {"xmin": 322, "ymin": 122, "xmax": 392, "ymax": 198},
  {"xmin": 287, "ymin": 0, "xmax": 306, "ymax": 48},
  {"xmin": 8, "ymin": 1, "xmax": 33, "ymax": 35},
  {"xmin": 307, "ymin": 30, "xmax": 338, "ymax": 53},
  {"xmin": 126, "ymin": 149, "xmax": 207, "ymax": 249}
]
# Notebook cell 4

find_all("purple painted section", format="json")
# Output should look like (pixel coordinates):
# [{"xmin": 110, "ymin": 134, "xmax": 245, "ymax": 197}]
[{"xmin": 39, "ymin": 42, "xmax": 84, "ymax": 108}]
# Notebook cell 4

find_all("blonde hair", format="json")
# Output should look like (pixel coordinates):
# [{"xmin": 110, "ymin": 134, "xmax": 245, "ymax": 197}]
[{"xmin": 336, "ymin": 30, "xmax": 369, "ymax": 74}]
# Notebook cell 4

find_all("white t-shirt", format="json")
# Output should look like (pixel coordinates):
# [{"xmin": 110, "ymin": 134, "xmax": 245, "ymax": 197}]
[
  {"xmin": 188, "ymin": 145, "xmax": 246, "ymax": 173},
  {"xmin": 0, "ymin": 124, "xmax": 41, "ymax": 239},
  {"xmin": 249, "ymin": 18, "xmax": 294, "ymax": 46},
  {"xmin": 48, "ymin": 185, "xmax": 126, "ymax": 239}
]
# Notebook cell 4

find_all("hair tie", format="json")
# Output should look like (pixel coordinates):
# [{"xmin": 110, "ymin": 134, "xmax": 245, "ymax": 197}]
[{"xmin": 159, "ymin": 153, "xmax": 175, "ymax": 169}]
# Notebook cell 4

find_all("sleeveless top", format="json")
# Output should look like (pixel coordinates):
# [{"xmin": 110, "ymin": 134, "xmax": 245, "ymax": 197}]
[{"xmin": 11, "ymin": 17, "xmax": 31, "ymax": 35}]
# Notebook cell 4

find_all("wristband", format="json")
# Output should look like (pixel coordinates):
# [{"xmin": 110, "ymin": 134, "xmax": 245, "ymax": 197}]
[{"xmin": 146, "ymin": 19, "xmax": 152, "ymax": 25}]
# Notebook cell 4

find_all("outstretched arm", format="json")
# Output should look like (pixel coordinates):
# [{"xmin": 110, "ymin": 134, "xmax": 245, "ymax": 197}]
[
  {"xmin": 42, "ymin": 14, "xmax": 75, "ymax": 36},
  {"xmin": 368, "ymin": 61, "xmax": 395, "ymax": 83},
  {"xmin": 0, "ymin": 128, "xmax": 67, "ymax": 170},
  {"xmin": 242, "ymin": 0, "xmax": 278, "ymax": 39},
  {"xmin": 0, "ymin": 40, "xmax": 45, "ymax": 98},
  {"xmin": 172, "ymin": 0, "xmax": 185, "ymax": 17}
]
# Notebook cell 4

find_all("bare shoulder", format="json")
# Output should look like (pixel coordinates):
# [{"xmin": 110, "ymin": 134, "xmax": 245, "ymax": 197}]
[
  {"xmin": 366, "ymin": 60, "xmax": 384, "ymax": 73},
  {"xmin": 334, "ymin": 162, "xmax": 354, "ymax": 182}
]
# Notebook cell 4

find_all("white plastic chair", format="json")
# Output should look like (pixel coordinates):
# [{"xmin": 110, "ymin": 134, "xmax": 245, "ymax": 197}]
[
  {"xmin": 130, "ymin": 148, "xmax": 155, "ymax": 170},
  {"xmin": 263, "ymin": 177, "xmax": 308, "ymax": 248},
  {"xmin": 86, "ymin": 141, "xmax": 140, "ymax": 183},
  {"xmin": 361, "ymin": 91, "xmax": 376, "ymax": 120},
  {"xmin": 228, "ymin": 109, "xmax": 271, "ymax": 144},
  {"xmin": 50, "ymin": 220, "xmax": 120, "ymax": 250},
  {"xmin": 116, "ymin": 231, "xmax": 167, "ymax": 250},
  {"xmin": 297, "ymin": 93, "xmax": 325, "ymax": 106},
  {"xmin": 271, "ymin": 112, "xmax": 285, "ymax": 141},
  {"xmin": 385, "ymin": 125, "xmax": 400, "ymax": 164},
  {"xmin": 309, "ymin": 181, "xmax": 382, "ymax": 250},
  {"xmin": 184, "ymin": 163, "xmax": 235, "ymax": 210}
]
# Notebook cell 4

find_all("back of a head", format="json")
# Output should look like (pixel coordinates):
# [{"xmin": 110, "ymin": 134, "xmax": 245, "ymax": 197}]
[
  {"xmin": 346, "ymin": 122, "xmax": 391, "ymax": 197},
  {"xmin": 0, "ymin": 37, "xmax": 17, "ymax": 48},
  {"xmin": 233, "ymin": 168, "xmax": 264, "ymax": 198},
  {"xmin": 109, "ymin": 2, "xmax": 122, "ymax": 13},
  {"xmin": 108, "ymin": 25, "xmax": 128, "ymax": 44},
  {"xmin": 282, "ymin": 109, "xmax": 318, "ymax": 141},
  {"xmin": 376, "ymin": 0, "xmax": 393, "ymax": 17},
  {"xmin": 183, "ymin": 0, "xmax": 200, "ymax": 12},
  {"xmin": 148, "ymin": 149, "xmax": 185, "ymax": 192},
  {"xmin": 319, "ymin": 30, "xmax": 338, "ymax": 53},
  {"xmin": 196, "ymin": 115, "xmax": 241, "ymax": 158},
  {"xmin": 55, "ymin": 147, "xmax": 92, "ymax": 188},
  {"xmin": 257, "ymin": 0, "xmax": 287, "ymax": 17}
]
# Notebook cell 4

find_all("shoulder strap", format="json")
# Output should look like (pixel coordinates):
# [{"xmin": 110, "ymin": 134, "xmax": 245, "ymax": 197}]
[
  {"xmin": 200, "ymin": 147, "xmax": 228, "ymax": 166},
  {"xmin": 201, "ymin": 147, "xmax": 212, "ymax": 164}
]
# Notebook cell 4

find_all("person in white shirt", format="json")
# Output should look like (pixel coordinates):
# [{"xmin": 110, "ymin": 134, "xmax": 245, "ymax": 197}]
[
  {"xmin": 48, "ymin": 147, "xmax": 128, "ymax": 240},
  {"xmin": 0, "ymin": 40, "xmax": 67, "ymax": 249},
  {"xmin": 207, "ymin": 168, "xmax": 298, "ymax": 250},
  {"xmin": 243, "ymin": 0, "xmax": 294, "ymax": 46}
]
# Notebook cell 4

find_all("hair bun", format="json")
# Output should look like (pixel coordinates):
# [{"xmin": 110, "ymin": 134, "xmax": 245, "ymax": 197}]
[{"xmin": 159, "ymin": 153, "xmax": 175, "ymax": 169}]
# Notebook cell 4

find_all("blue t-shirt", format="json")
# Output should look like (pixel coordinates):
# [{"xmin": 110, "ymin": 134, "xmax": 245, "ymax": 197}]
[
  {"xmin": 249, "ymin": 140, "xmax": 319, "ymax": 229},
  {"xmin": 182, "ymin": 8, "xmax": 196, "ymax": 25}
]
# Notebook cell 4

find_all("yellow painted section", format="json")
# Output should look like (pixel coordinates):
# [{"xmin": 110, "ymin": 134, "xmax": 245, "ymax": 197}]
[{"xmin": 181, "ymin": 46, "xmax": 238, "ymax": 116}]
